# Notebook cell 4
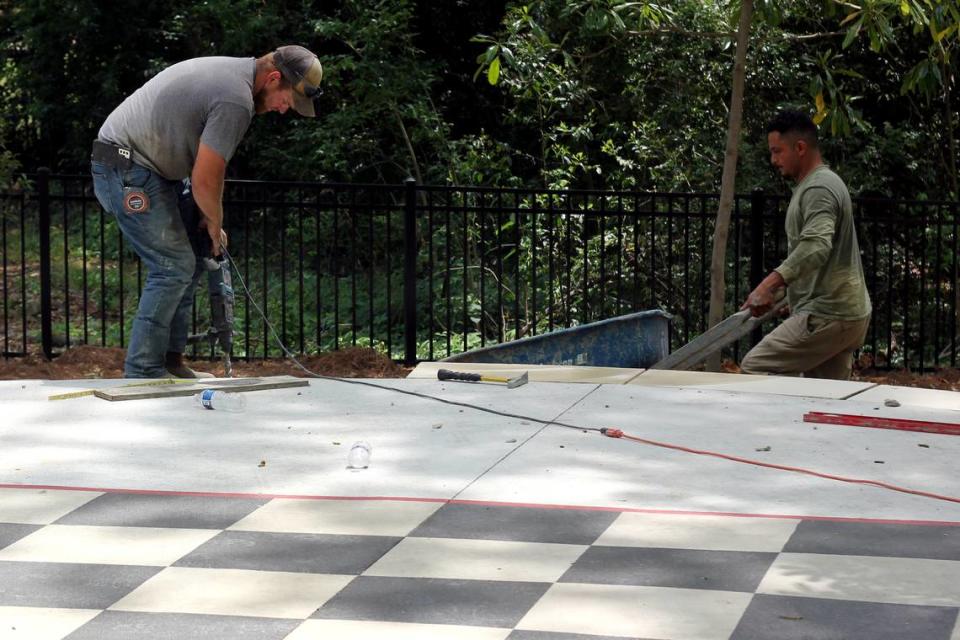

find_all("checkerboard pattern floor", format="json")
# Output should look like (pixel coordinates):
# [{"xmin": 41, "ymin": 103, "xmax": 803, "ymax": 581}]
[{"xmin": 1, "ymin": 487, "xmax": 959, "ymax": 640}]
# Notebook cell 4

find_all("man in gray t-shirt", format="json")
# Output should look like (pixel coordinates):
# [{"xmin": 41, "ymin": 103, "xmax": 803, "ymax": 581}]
[{"xmin": 91, "ymin": 45, "xmax": 323, "ymax": 378}]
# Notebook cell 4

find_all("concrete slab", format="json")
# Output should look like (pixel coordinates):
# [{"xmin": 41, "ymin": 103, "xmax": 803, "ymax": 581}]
[
  {"xmin": 846, "ymin": 384, "xmax": 960, "ymax": 411},
  {"xmin": 459, "ymin": 384, "xmax": 960, "ymax": 522},
  {"xmin": 628, "ymin": 369, "xmax": 875, "ymax": 399},
  {"xmin": 4, "ymin": 372, "xmax": 960, "ymax": 639},
  {"xmin": 3, "ymin": 376, "xmax": 959, "ymax": 524},
  {"xmin": 408, "ymin": 361, "xmax": 643, "ymax": 384},
  {"xmin": 0, "ymin": 378, "xmax": 591, "ymax": 499}
]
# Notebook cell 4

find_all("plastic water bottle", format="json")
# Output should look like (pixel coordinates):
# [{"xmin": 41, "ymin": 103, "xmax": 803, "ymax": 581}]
[
  {"xmin": 347, "ymin": 441, "xmax": 371, "ymax": 469},
  {"xmin": 195, "ymin": 389, "xmax": 247, "ymax": 412}
]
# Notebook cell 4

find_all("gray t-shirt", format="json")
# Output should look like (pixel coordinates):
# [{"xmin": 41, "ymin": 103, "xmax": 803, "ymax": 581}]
[{"xmin": 99, "ymin": 57, "xmax": 255, "ymax": 180}]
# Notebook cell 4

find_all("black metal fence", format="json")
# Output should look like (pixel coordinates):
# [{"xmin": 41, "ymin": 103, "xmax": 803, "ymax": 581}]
[{"xmin": 2, "ymin": 169, "xmax": 958, "ymax": 371}]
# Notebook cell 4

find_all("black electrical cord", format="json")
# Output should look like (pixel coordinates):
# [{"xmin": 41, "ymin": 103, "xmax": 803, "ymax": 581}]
[
  {"xmin": 222, "ymin": 247, "xmax": 602, "ymax": 434},
  {"xmin": 222, "ymin": 249, "xmax": 960, "ymax": 506}
]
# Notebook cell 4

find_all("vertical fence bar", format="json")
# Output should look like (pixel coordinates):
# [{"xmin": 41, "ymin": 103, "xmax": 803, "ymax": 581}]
[
  {"xmin": 581, "ymin": 198, "xmax": 589, "ymax": 324},
  {"xmin": 243, "ymin": 193, "xmax": 252, "ymax": 359},
  {"xmin": 369, "ymin": 194, "xmax": 376, "ymax": 349},
  {"xmin": 444, "ymin": 198, "xmax": 451, "ymax": 355},
  {"xmin": 298, "ymin": 190, "xmax": 305, "ymax": 354},
  {"xmin": 99, "ymin": 203, "xmax": 106, "ymax": 346},
  {"xmin": 350, "ymin": 188, "xmax": 358, "ymax": 347},
  {"xmin": 902, "ymin": 206, "xmax": 910, "ymax": 370},
  {"xmin": 1, "ymin": 195, "xmax": 8, "ymax": 354},
  {"xmin": 649, "ymin": 194, "xmax": 656, "ymax": 310},
  {"xmin": 666, "ymin": 195, "xmax": 674, "ymax": 346},
  {"xmin": 616, "ymin": 195, "xmax": 624, "ymax": 316},
  {"xmin": 62, "ymin": 180, "xmax": 70, "ymax": 348},
  {"xmin": 385, "ymin": 194, "xmax": 393, "ymax": 359},
  {"xmin": 314, "ymin": 192, "xmax": 321, "ymax": 353},
  {"xmin": 428, "ymin": 189, "xmax": 435, "ymax": 360},
  {"xmin": 865, "ymin": 202, "xmax": 878, "ymax": 358},
  {"xmin": 887, "ymin": 216, "xmax": 894, "ymax": 368},
  {"xmin": 19, "ymin": 194, "xmax": 26, "ymax": 351},
  {"xmin": 682, "ymin": 194, "xmax": 690, "ymax": 343},
  {"xmin": 953, "ymin": 201, "xmax": 958, "ymax": 368},
  {"xmin": 514, "ymin": 190, "xmax": 520, "ymax": 340},
  {"xmin": 461, "ymin": 189, "xmax": 469, "ymax": 352},
  {"xmin": 749, "ymin": 189, "xmax": 765, "ymax": 347},
  {"xmin": 918, "ymin": 204, "xmax": 927, "ymax": 372},
  {"xmin": 81, "ymin": 186, "xmax": 89, "ymax": 344},
  {"xmin": 531, "ymin": 192, "xmax": 539, "ymax": 336},
  {"xmin": 564, "ymin": 195, "xmax": 572, "ymax": 326},
  {"xmin": 632, "ymin": 194, "xmax": 640, "ymax": 312},
  {"xmin": 1, "ymin": 196, "xmax": 6, "ymax": 353},
  {"xmin": 261, "ymin": 186, "xmax": 269, "ymax": 358},
  {"xmin": 934, "ymin": 204, "xmax": 942, "ymax": 366},
  {"xmin": 599, "ymin": 195, "xmax": 606, "ymax": 317},
  {"xmin": 38, "ymin": 168, "xmax": 53, "ymax": 358},
  {"xmin": 332, "ymin": 190, "xmax": 340, "ymax": 351},
  {"xmin": 547, "ymin": 193, "xmax": 555, "ymax": 332},
  {"xmin": 700, "ymin": 196, "xmax": 708, "ymax": 333},
  {"xmin": 479, "ymin": 192, "xmax": 487, "ymax": 346},
  {"xmin": 280, "ymin": 204, "xmax": 288, "ymax": 351},
  {"xmin": 403, "ymin": 178, "xmax": 418, "ymax": 365},
  {"xmin": 496, "ymin": 191, "xmax": 504, "ymax": 342}
]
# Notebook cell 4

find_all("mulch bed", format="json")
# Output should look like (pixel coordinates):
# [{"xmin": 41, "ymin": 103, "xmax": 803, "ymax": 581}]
[
  {"xmin": 1, "ymin": 345, "xmax": 958, "ymax": 391},
  {"xmin": 0, "ymin": 346, "xmax": 407, "ymax": 380}
]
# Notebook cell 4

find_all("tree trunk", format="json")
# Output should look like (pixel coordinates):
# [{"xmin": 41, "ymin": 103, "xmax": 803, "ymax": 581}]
[{"xmin": 705, "ymin": 0, "xmax": 754, "ymax": 372}]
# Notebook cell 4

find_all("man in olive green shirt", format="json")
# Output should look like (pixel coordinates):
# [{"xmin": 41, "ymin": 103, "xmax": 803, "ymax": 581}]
[{"xmin": 739, "ymin": 110, "xmax": 871, "ymax": 380}]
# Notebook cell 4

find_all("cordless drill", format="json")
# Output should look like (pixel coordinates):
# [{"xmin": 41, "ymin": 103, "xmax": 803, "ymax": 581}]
[{"xmin": 180, "ymin": 181, "xmax": 235, "ymax": 377}]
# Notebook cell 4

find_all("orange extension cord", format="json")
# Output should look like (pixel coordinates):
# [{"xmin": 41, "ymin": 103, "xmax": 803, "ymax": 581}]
[
  {"xmin": 227, "ymin": 246, "xmax": 960, "ymax": 509},
  {"xmin": 600, "ymin": 427, "xmax": 960, "ymax": 505}
]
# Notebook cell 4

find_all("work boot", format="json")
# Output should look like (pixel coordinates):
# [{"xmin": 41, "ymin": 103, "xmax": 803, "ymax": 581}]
[{"xmin": 165, "ymin": 351, "xmax": 215, "ymax": 379}]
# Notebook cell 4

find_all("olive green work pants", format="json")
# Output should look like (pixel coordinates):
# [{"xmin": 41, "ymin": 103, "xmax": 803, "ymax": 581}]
[{"xmin": 739, "ymin": 313, "xmax": 871, "ymax": 381}]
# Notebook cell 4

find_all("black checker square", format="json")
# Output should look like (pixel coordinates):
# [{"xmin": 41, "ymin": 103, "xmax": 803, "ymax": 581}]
[
  {"xmin": 509, "ymin": 632, "xmax": 656, "ymax": 640},
  {"xmin": 561, "ymin": 545, "xmax": 778, "ymax": 592},
  {"xmin": 174, "ymin": 530, "xmax": 401, "ymax": 574},
  {"xmin": 410, "ymin": 503, "xmax": 619, "ymax": 545},
  {"xmin": 312, "ymin": 576, "xmax": 551, "ymax": 627},
  {"xmin": 54, "ymin": 492, "xmax": 269, "ymax": 529},
  {"xmin": 0, "ymin": 522, "xmax": 41, "ymax": 551},
  {"xmin": 783, "ymin": 519, "xmax": 960, "ymax": 560},
  {"xmin": 0, "ymin": 560, "xmax": 160, "ymax": 609},
  {"xmin": 64, "ymin": 611, "xmax": 301, "ymax": 640},
  {"xmin": 730, "ymin": 594, "xmax": 960, "ymax": 640}
]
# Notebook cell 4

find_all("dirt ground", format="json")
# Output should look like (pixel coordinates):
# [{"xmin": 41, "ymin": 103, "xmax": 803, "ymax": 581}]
[
  {"xmin": 2, "ymin": 345, "xmax": 960, "ymax": 391},
  {"xmin": 0, "ymin": 346, "xmax": 408, "ymax": 380}
]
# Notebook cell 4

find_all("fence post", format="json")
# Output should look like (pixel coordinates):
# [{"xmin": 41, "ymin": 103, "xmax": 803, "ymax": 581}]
[
  {"xmin": 38, "ymin": 168, "xmax": 53, "ymax": 359},
  {"xmin": 749, "ymin": 188, "xmax": 765, "ymax": 347},
  {"xmin": 403, "ymin": 177, "xmax": 418, "ymax": 365}
]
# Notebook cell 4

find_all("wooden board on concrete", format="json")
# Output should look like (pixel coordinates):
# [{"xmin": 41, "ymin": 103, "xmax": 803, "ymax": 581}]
[
  {"xmin": 628, "ymin": 369, "xmax": 874, "ymax": 399},
  {"xmin": 93, "ymin": 376, "xmax": 309, "ymax": 401}
]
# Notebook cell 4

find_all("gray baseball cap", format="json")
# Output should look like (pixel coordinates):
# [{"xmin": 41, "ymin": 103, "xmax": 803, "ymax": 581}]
[{"xmin": 273, "ymin": 45, "xmax": 323, "ymax": 117}]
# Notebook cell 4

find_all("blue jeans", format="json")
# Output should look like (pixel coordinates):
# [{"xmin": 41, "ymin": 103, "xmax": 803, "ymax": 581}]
[{"xmin": 91, "ymin": 160, "xmax": 203, "ymax": 377}]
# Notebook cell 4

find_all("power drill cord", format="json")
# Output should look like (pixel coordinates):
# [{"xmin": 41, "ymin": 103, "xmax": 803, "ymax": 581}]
[{"xmin": 221, "ymin": 248, "xmax": 960, "ymax": 507}]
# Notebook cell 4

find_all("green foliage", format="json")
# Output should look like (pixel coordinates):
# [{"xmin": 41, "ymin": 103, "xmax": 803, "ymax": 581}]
[{"xmin": 0, "ymin": 0, "xmax": 957, "ymax": 196}]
